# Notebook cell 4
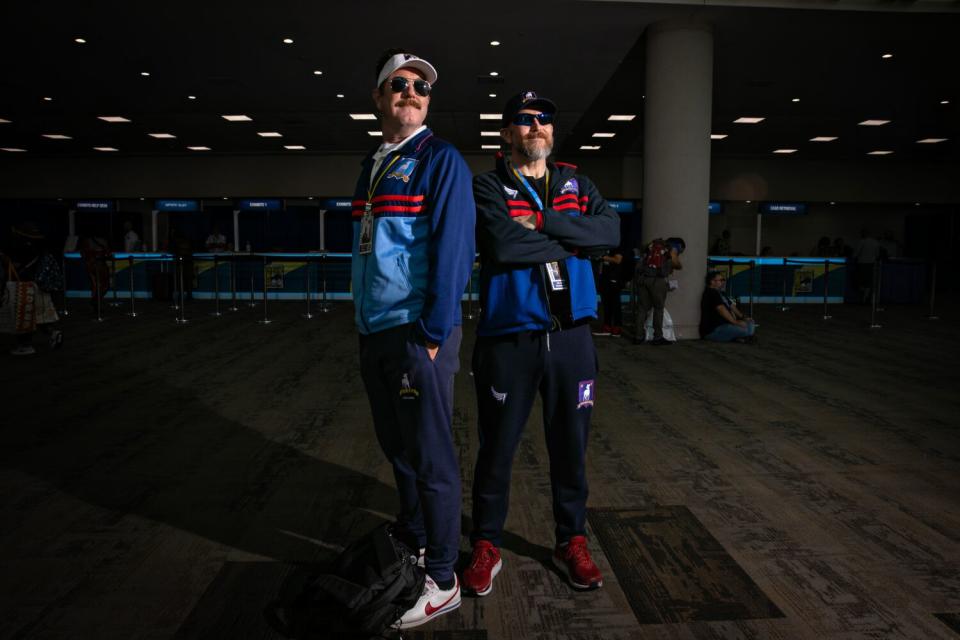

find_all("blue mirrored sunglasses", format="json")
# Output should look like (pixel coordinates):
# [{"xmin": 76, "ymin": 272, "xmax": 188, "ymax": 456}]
[
  {"xmin": 389, "ymin": 76, "xmax": 431, "ymax": 97},
  {"xmin": 512, "ymin": 112, "xmax": 554, "ymax": 127}
]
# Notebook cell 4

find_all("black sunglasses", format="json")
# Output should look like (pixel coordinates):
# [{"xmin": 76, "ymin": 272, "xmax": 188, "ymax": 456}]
[
  {"xmin": 388, "ymin": 76, "xmax": 431, "ymax": 97},
  {"xmin": 512, "ymin": 112, "xmax": 554, "ymax": 127}
]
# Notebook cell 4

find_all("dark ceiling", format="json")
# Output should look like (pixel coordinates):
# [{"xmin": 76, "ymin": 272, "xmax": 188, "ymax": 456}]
[{"xmin": 1, "ymin": 1, "xmax": 957, "ymax": 163}]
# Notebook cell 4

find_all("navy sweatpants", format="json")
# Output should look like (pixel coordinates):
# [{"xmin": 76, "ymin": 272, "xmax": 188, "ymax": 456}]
[
  {"xmin": 470, "ymin": 323, "xmax": 598, "ymax": 546},
  {"xmin": 359, "ymin": 323, "xmax": 462, "ymax": 584}
]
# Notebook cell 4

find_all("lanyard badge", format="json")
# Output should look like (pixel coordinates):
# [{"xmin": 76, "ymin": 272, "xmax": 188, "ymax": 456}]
[
  {"xmin": 359, "ymin": 155, "xmax": 401, "ymax": 256},
  {"xmin": 507, "ymin": 161, "xmax": 566, "ymax": 290}
]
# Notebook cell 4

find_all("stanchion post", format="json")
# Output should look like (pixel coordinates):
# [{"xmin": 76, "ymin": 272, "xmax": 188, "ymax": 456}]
[
  {"xmin": 319, "ymin": 252, "xmax": 331, "ymax": 313},
  {"xmin": 927, "ymin": 262, "xmax": 939, "ymax": 320},
  {"xmin": 175, "ymin": 256, "xmax": 189, "ymax": 324},
  {"xmin": 749, "ymin": 259, "xmax": 755, "ymax": 321},
  {"xmin": 108, "ymin": 256, "xmax": 122, "ymax": 307},
  {"xmin": 465, "ymin": 261, "xmax": 475, "ymax": 320},
  {"xmin": 94, "ymin": 261, "xmax": 104, "ymax": 322},
  {"xmin": 868, "ymin": 260, "xmax": 882, "ymax": 329},
  {"xmin": 303, "ymin": 257, "xmax": 314, "ymax": 319},
  {"xmin": 228, "ymin": 256, "xmax": 239, "ymax": 312},
  {"xmin": 875, "ymin": 258, "xmax": 885, "ymax": 312},
  {"xmin": 822, "ymin": 258, "xmax": 831, "ymax": 320},
  {"xmin": 60, "ymin": 256, "xmax": 69, "ymax": 317},
  {"xmin": 258, "ymin": 255, "xmax": 272, "ymax": 324},
  {"xmin": 779, "ymin": 257, "xmax": 789, "ymax": 311},
  {"xmin": 126, "ymin": 256, "xmax": 138, "ymax": 317},
  {"xmin": 211, "ymin": 254, "xmax": 222, "ymax": 317},
  {"xmin": 170, "ymin": 256, "xmax": 180, "ymax": 310}
]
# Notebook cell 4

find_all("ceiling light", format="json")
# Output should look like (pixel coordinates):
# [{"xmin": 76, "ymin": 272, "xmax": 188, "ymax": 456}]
[
  {"xmin": 490, "ymin": 40, "xmax": 500, "ymax": 46},
  {"xmin": 313, "ymin": 70, "xmax": 323, "ymax": 76},
  {"xmin": 283, "ymin": 38, "xmax": 294, "ymax": 44},
  {"xmin": 74, "ymin": 37, "xmax": 86, "ymax": 44},
  {"xmin": 916, "ymin": 138, "xmax": 947, "ymax": 144},
  {"xmin": 1, "ymin": 147, "xmax": 27, "ymax": 152},
  {"xmin": 592, "ymin": 133, "xmax": 615, "ymax": 138},
  {"xmin": 42, "ymin": 134, "xmax": 72, "ymax": 140},
  {"xmin": 336, "ymin": 94, "xmax": 345, "ymax": 98},
  {"xmin": 367, "ymin": 131, "xmax": 382, "ymax": 136},
  {"xmin": 607, "ymin": 114, "xmax": 636, "ymax": 121},
  {"xmin": 481, "ymin": 131, "xmax": 500, "ymax": 137},
  {"xmin": 489, "ymin": 93, "xmax": 497, "ymax": 98},
  {"xmin": 222, "ymin": 115, "xmax": 252, "ymax": 122},
  {"xmin": 350, "ymin": 113, "xmax": 377, "ymax": 120},
  {"xmin": 746, "ymin": 200, "xmax": 752, "ymax": 204},
  {"xmin": 481, "ymin": 144, "xmax": 499, "ymax": 150},
  {"xmin": 881, "ymin": 53, "xmax": 893, "ymax": 59},
  {"xmin": 188, "ymin": 95, "xmax": 197, "ymax": 100},
  {"xmin": 941, "ymin": 100, "xmax": 950, "ymax": 105},
  {"xmin": 867, "ymin": 150, "xmax": 893, "ymax": 155},
  {"xmin": 915, "ymin": 202, "xmax": 921, "ymax": 206},
  {"xmin": 148, "ymin": 133, "xmax": 176, "ymax": 139},
  {"xmin": 284, "ymin": 145, "xmax": 306, "ymax": 150},
  {"xmin": 43, "ymin": 97, "xmax": 53, "ymax": 102},
  {"xmin": 489, "ymin": 71, "xmax": 499, "ymax": 77},
  {"xmin": 734, "ymin": 117, "xmax": 765, "ymax": 124},
  {"xmin": 773, "ymin": 149, "xmax": 797, "ymax": 154},
  {"xmin": 98, "ymin": 116, "xmax": 130, "ymax": 122},
  {"xmin": 187, "ymin": 146, "xmax": 211, "ymax": 151},
  {"xmin": 859, "ymin": 119, "xmax": 890, "ymax": 126},
  {"xmin": 93, "ymin": 147, "xmax": 118, "ymax": 151},
  {"xmin": 258, "ymin": 132, "xmax": 283, "ymax": 137},
  {"xmin": 140, "ymin": 71, "xmax": 150, "ymax": 77},
  {"xmin": 0, "ymin": 118, "xmax": 10, "ymax": 123},
  {"xmin": 830, "ymin": 201, "xmax": 836, "ymax": 205},
  {"xmin": 580, "ymin": 145, "xmax": 601, "ymax": 150},
  {"xmin": 710, "ymin": 134, "xmax": 728, "ymax": 140},
  {"xmin": 791, "ymin": 98, "xmax": 800, "ymax": 103},
  {"xmin": 480, "ymin": 114, "xmax": 500, "ymax": 120},
  {"xmin": 810, "ymin": 136, "xmax": 838, "ymax": 142}
]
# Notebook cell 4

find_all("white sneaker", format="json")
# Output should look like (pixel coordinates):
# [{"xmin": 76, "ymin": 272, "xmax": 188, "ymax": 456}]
[
  {"xmin": 10, "ymin": 345, "xmax": 36, "ymax": 356},
  {"xmin": 417, "ymin": 547, "xmax": 426, "ymax": 568},
  {"xmin": 394, "ymin": 574, "xmax": 460, "ymax": 629}
]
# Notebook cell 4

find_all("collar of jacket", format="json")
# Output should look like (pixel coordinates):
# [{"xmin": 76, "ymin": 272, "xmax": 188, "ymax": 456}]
[
  {"xmin": 493, "ymin": 151, "xmax": 578, "ymax": 198},
  {"xmin": 361, "ymin": 127, "xmax": 435, "ymax": 169}
]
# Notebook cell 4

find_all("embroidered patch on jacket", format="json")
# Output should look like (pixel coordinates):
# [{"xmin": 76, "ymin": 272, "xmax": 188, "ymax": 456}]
[
  {"xmin": 560, "ymin": 178, "xmax": 579, "ymax": 195},
  {"xmin": 577, "ymin": 380, "xmax": 594, "ymax": 409},
  {"xmin": 399, "ymin": 373, "xmax": 420, "ymax": 400},
  {"xmin": 502, "ymin": 185, "xmax": 519, "ymax": 198},
  {"xmin": 490, "ymin": 386, "xmax": 507, "ymax": 405},
  {"xmin": 387, "ymin": 158, "xmax": 418, "ymax": 183}
]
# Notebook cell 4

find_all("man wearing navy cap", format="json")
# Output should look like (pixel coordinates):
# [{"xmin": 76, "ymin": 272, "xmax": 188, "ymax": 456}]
[
  {"xmin": 464, "ymin": 91, "xmax": 619, "ymax": 595},
  {"xmin": 351, "ymin": 48, "xmax": 475, "ymax": 628}
]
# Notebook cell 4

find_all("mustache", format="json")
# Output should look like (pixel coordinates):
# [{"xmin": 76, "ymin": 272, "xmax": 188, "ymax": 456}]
[
  {"xmin": 395, "ymin": 98, "xmax": 422, "ymax": 109},
  {"xmin": 523, "ymin": 132, "xmax": 549, "ymax": 140}
]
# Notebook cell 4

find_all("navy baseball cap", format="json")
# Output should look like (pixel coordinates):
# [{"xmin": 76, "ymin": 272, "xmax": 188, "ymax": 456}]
[{"xmin": 501, "ymin": 90, "xmax": 557, "ymax": 127}]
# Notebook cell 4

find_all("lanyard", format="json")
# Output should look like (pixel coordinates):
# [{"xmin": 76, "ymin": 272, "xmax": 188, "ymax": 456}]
[
  {"xmin": 367, "ymin": 155, "xmax": 402, "ymax": 201},
  {"xmin": 508, "ymin": 161, "xmax": 549, "ymax": 211}
]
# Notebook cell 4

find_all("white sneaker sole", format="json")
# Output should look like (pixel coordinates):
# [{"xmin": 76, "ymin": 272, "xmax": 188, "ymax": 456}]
[
  {"xmin": 552, "ymin": 554, "xmax": 603, "ymax": 590},
  {"xmin": 470, "ymin": 558, "xmax": 502, "ymax": 597},
  {"xmin": 396, "ymin": 593, "xmax": 461, "ymax": 629}
]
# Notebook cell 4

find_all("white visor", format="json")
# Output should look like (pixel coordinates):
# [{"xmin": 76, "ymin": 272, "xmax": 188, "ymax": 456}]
[{"xmin": 376, "ymin": 53, "xmax": 438, "ymax": 88}]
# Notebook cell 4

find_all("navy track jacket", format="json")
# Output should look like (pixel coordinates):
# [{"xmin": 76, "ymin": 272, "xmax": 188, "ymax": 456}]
[
  {"xmin": 474, "ymin": 154, "xmax": 620, "ymax": 336},
  {"xmin": 351, "ymin": 128, "xmax": 476, "ymax": 345}
]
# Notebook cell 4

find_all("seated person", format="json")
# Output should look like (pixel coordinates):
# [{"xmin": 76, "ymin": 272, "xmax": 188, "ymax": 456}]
[
  {"xmin": 699, "ymin": 270, "xmax": 756, "ymax": 343},
  {"xmin": 205, "ymin": 225, "xmax": 228, "ymax": 253}
]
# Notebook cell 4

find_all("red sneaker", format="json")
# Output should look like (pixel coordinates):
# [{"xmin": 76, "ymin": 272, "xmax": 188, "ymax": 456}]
[
  {"xmin": 553, "ymin": 535, "xmax": 603, "ymax": 590},
  {"xmin": 610, "ymin": 326, "xmax": 623, "ymax": 337},
  {"xmin": 462, "ymin": 540, "xmax": 502, "ymax": 596}
]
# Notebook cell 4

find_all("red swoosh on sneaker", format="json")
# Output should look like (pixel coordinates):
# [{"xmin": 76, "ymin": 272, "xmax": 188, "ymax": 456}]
[{"xmin": 424, "ymin": 589, "xmax": 458, "ymax": 616}]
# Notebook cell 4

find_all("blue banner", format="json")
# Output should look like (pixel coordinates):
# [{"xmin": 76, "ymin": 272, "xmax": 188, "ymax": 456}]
[
  {"xmin": 323, "ymin": 198, "xmax": 354, "ymax": 211},
  {"xmin": 708, "ymin": 201, "xmax": 724, "ymax": 215},
  {"xmin": 156, "ymin": 199, "xmax": 199, "ymax": 212},
  {"xmin": 75, "ymin": 199, "xmax": 114, "ymax": 211},
  {"xmin": 760, "ymin": 202, "xmax": 807, "ymax": 215},
  {"xmin": 607, "ymin": 200, "xmax": 635, "ymax": 213},
  {"xmin": 239, "ymin": 198, "xmax": 283, "ymax": 211}
]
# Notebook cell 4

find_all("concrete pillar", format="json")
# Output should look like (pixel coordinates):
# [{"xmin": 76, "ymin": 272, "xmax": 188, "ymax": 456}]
[{"xmin": 642, "ymin": 19, "xmax": 713, "ymax": 339}]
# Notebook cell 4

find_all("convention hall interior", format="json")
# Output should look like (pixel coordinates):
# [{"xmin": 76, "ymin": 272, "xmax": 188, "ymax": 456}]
[{"xmin": 1, "ymin": 0, "xmax": 958, "ymax": 638}]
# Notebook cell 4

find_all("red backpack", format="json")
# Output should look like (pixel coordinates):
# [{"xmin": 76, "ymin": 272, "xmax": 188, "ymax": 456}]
[{"xmin": 642, "ymin": 239, "xmax": 671, "ymax": 276}]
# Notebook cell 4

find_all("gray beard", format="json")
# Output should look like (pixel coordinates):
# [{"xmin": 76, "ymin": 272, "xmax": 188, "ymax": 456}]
[{"xmin": 518, "ymin": 138, "xmax": 552, "ymax": 161}]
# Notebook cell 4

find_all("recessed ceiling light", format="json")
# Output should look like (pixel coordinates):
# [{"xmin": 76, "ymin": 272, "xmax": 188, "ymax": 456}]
[
  {"xmin": 481, "ymin": 144, "xmax": 499, "ymax": 150},
  {"xmin": 941, "ymin": 99, "xmax": 950, "ymax": 105},
  {"xmin": 187, "ymin": 146, "xmax": 211, "ymax": 151},
  {"xmin": 93, "ymin": 146, "xmax": 118, "ymax": 152},
  {"xmin": 867, "ymin": 150, "xmax": 894, "ymax": 155},
  {"xmin": 580, "ymin": 145, "xmax": 601, "ymax": 150},
  {"xmin": 607, "ymin": 114, "xmax": 636, "ymax": 121},
  {"xmin": 42, "ymin": 134, "xmax": 72, "ymax": 140},
  {"xmin": 773, "ymin": 148, "xmax": 797, "ymax": 154},
  {"xmin": 258, "ymin": 132, "xmax": 283, "ymax": 138},
  {"xmin": 489, "ymin": 40, "xmax": 500, "ymax": 46},
  {"xmin": 313, "ymin": 70, "xmax": 323, "ymax": 76},
  {"xmin": 489, "ymin": 71, "xmax": 499, "ymax": 77},
  {"xmin": 188, "ymin": 95, "xmax": 197, "ymax": 100},
  {"xmin": 140, "ymin": 71, "xmax": 150, "ymax": 77},
  {"xmin": 734, "ymin": 117, "xmax": 765, "ymax": 124},
  {"xmin": 592, "ymin": 133, "xmax": 615, "ymax": 138},
  {"xmin": 881, "ymin": 53, "xmax": 893, "ymax": 59},
  {"xmin": 859, "ymin": 119, "xmax": 890, "ymax": 126},
  {"xmin": 489, "ymin": 93, "xmax": 497, "ymax": 98},
  {"xmin": 350, "ymin": 113, "xmax": 377, "ymax": 120},
  {"xmin": 367, "ymin": 131, "xmax": 382, "ymax": 136},
  {"xmin": 710, "ymin": 134, "xmax": 728, "ymax": 140},
  {"xmin": 829, "ymin": 201, "xmax": 836, "ymax": 205},
  {"xmin": 222, "ymin": 115, "xmax": 252, "ymax": 122},
  {"xmin": 336, "ymin": 94, "xmax": 345, "ymax": 99},
  {"xmin": 746, "ymin": 200, "xmax": 752, "ymax": 204},
  {"xmin": 916, "ymin": 138, "xmax": 948, "ymax": 144},
  {"xmin": 915, "ymin": 202, "xmax": 921, "ymax": 206},
  {"xmin": 1, "ymin": 147, "xmax": 27, "ymax": 152},
  {"xmin": 98, "ymin": 116, "xmax": 131, "ymax": 122},
  {"xmin": 791, "ymin": 98, "xmax": 800, "ymax": 103},
  {"xmin": 810, "ymin": 136, "xmax": 838, "ymax": 142},
  {"xmin": 43, "ymin": 97, "xmax": 53, "ymax": 102},
  {"xmin": 283, "ymin": 38, "xmax": 294, "ymax": 44},
  {"xmin": 480, "ymin": 114, "xmax": 500, "ymax": 120},
  {"xmin": 0, "ymin": 118, "xmax": 10, "ymax": 123},
  {"xmin": 148, "ymin": 133, "xmax": 176, "ymax": 139},
  {"xmin": 308, "ymin": 197, "xmax": 314, "ymax": 200},
  {"xmin": 74, "ymin": 37, "xmax": 86, "ymax": 44},
  {"xmin": 481, "ymin": 131, "xmax": 500, "ymax": 137},
  {"xmin": 284, "ymin": 145, "xmax": 306, "ymax": 150}
]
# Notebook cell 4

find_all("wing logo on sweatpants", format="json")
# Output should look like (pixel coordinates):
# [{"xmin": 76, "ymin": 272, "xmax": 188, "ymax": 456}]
[
  {"xmin": 490, "ymin": 386, "xmax": 507, "ymax": 405},
  {"xmin": 577, "ymin": 380, "xmax": 594, "ymax": 409},
  {"xmin": 399, "ymin": 373, "xmax": 420, "ymax": 400}
]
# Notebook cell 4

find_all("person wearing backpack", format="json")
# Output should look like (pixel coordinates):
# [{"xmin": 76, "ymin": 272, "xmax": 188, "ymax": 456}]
[{"xmin": 634, "ymin": 237, "xmax": 684, "ymax": 345}]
